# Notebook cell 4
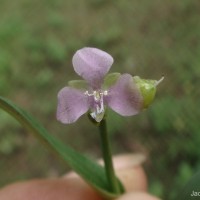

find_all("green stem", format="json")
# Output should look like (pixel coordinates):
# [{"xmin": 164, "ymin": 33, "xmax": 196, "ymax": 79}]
[{"xmin": 99, "ymin": 118, "xmax": 120, "ymax": 194}]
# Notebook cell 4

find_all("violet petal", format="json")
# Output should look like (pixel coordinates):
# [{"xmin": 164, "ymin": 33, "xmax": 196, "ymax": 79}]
[
  {"xmin": 106, "ymin": 74, "xmax": 143, "ymax": 116},
  {"xmin": 72, "ymin": 47, "xmax": 113, "ymax": 88},
  {"xmin": 56, "ymin": 87, "xmax": 90, "ymax": 124}
]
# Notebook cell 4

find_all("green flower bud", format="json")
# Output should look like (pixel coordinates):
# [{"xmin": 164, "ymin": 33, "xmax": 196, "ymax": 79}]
[{"xmin": 133, "ymin": 76, "xmax": 164, "ymax": 108}]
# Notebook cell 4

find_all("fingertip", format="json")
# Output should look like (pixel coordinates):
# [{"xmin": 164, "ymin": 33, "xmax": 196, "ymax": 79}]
[
  {"xmin": 112, "ymin": 154, "xmax": 148, "ymax": 192},
  {"xmin": 0, "ymin": 178, "xmax": 102, "ymax": 200},
  {"xmin": 112, "ymin": 153, "xmax": 146, "ymax": 170},
  {"xmin": 116, "ymin": 165, "xmax": 148, "ymax": 192},
  {"xmin": 116, "ymin": 192, "xmax": 161, "ymax": 200}
]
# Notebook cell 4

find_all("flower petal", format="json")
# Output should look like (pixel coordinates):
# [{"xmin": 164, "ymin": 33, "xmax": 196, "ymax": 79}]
[
  {"xmin": 72, "ymin": 47, "xmax": 114, "ymax": 88},
  {"xmin": 56, "ymin": 87, "xmax": 90, "ymax": 124},
  {"xmin": 106, "ymin": 74, "xmax": 143, "ymax": 116}
]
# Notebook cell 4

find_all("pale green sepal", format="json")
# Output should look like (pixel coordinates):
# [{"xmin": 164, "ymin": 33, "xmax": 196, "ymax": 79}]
[
  {"xmin": 133, "ymin": 76, "xmax": 163, "ymax": 108},
  {"xmin": 68, "ymin": 80, "xmax": 88, "ymax": 91},
  {"xmin": 103, "ymin": 73, "xmax": 121, "ymax": 89}
]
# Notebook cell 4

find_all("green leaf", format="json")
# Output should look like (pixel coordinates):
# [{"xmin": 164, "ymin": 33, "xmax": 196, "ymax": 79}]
[
  {"xmin": 175, "ymin": 170, "xmax": 200, "ymax": 200},
  {"xmin": 0, "ymin": 96, "xmax": 124, "ymax": 199}
]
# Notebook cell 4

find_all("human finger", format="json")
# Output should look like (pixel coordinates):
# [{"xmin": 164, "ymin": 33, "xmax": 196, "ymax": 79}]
[
  {"xmin": 66, "ymin": 153, "xmax": 147, "ymax": 192},
  {"xmin": 116, "ymin": 192, "xmax": 161, "ymax": 200},
  {"xmin": 0, "ymin": 178, "xmax": 102, "ymax": 200},
  {"xmin": 0, "ymin": 153, "xmax": 148, "ymax": 200}
]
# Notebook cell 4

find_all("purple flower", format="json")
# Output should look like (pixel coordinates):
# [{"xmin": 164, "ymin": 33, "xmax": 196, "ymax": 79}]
[{"xmin": 56, "ymin": 47, "xmax": 143, "ymax": 124}]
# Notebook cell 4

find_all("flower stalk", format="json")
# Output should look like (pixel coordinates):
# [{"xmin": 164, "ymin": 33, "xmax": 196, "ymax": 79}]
[{"xmin": 99, "ymin": 118, "xmax": 121, "ymax": 194}]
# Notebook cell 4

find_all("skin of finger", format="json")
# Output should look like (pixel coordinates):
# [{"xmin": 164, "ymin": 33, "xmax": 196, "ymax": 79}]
[
  {"xmin": 0, "ymin": 178, "xmax": 103, "ymax": 200},
  {"xmin": 66, "ymin": 154, "xmax": 148, "ymax": 192},
  {"xmin": 0, "ymin": 167, "xmax": 148, "ymax": 200},
  {"xmin": 66, "ymin": 165, "xmax": 147, "ymax": 192},
  {"xmin": 100, "ymin": 153, "xmax": 148, "ymax": 192},
  {"xmin": 0, "ymin": 154, "xmax": 148, "ymax": 200},
  {"xmin": 116, "ymin": 192, "xmax": 161, "ymax": 200},
  {"xmin": 116, "ymin": 165, "xmax": 147, "ymax": 192}
]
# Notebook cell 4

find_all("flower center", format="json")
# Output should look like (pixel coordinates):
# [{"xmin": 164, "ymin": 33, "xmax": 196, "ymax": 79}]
[{"xmin": 85, "ymin": 90, "xmax": 108, "ymax": 122}]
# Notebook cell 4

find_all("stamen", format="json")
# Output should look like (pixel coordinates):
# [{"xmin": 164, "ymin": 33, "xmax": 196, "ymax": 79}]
[
  {"xmin": 84, "ymin": 90, "xmax": 108, "ymax": 97},
  {"xmin": 84, "ymin": 90, "xmax": 108, "ymax": 122},
  {"xmin": 84, "ymin": 91, "xmax": 93, "ymax": 96},
  {"xmin": 103, "ymin": 90, "xmax": 108, "ymax": 95}
]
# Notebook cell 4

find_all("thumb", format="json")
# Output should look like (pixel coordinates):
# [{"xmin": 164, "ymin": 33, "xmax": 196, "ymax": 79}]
[
  {"xmin": 116, "ymin": 192, "xmax": 161, "ymax": 200},
  {"xmin": 66, "ymin": 153, "xmax": 147, "ymax": 192},
  {"xmin": 112, "ymin": 153, "xmax": 147, "ymax": 192}
]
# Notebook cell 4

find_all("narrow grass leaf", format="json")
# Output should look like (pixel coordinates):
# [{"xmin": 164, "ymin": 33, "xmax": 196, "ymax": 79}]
[{"xmin": 0, "ymin": 96, "xmax": 124, "ymax": 199}]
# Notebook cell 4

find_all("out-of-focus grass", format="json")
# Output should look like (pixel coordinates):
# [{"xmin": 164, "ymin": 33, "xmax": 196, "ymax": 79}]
[{"xmin": 0, "ymin": 0, "xmax": 200, "ymax": 199}]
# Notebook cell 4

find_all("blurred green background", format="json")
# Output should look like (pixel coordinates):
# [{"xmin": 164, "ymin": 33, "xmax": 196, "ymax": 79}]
[{"xmin": 0, "ymin": 0, "xmax": 199, "ymax": 199}]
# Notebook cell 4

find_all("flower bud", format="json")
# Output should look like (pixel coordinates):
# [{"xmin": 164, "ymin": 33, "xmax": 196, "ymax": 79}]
[{"xmin": 133, "ymin": 76, "xmax": 164, "ymax": 108}]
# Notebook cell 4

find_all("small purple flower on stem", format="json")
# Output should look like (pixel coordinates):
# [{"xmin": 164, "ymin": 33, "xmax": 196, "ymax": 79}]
[{"xmin": 56, "ymin": 47, "xmax": 143, "ymax": 124}]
